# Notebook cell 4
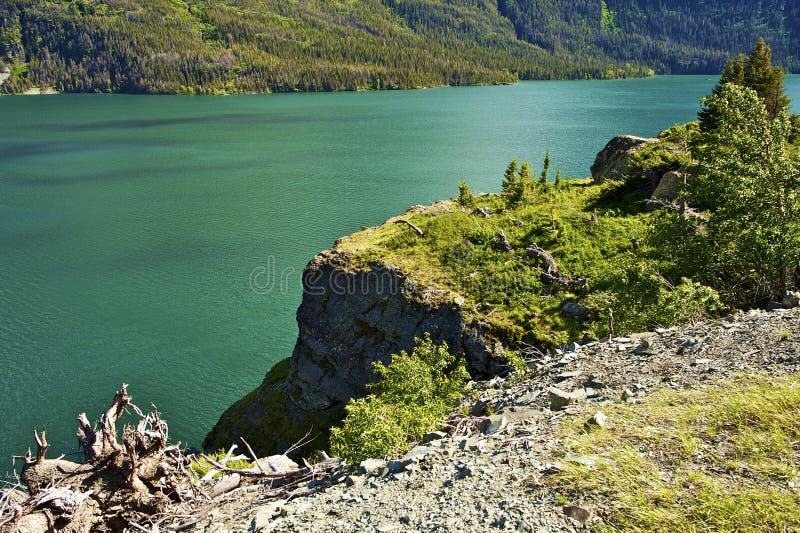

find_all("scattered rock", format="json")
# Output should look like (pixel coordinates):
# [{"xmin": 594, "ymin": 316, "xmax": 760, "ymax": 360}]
[
  {"xmin": 548, "ymin": 387, "xmax": 587, "ymax": 411},
  {"xmin": 562, "ymin": 302, "xmax": 591, "ymax": 318},
  {"xmin": 470, "ymin": 400, "xmax": 489, "ymax": 416},
  {"xmin": 554, "ymin": 370, "xmax": 582, "ymax": 382},
  {"xmin": 423, "ymin": 431, "xmax": 448, "ymax": 443},
  {"xmin": 782, "ymin": 292, "xmax": 800, "ymax": 309},
  {"xmin": 591, "ymin": 135, "xmax": 657, "ymax": 183},
  {"xmin": 562, "ymin": 454, "xmax": 611, "ymax": 468},
  {"xmin": 255, "ymin": 455, "xmax": 299, "ymax": 473},
  {"xmin": 622, "ymin": 389, "xmax": 636, "ymax": 403},
  {"xmin": 480, "ymin": 414, "xmax": 508, "ymax": 435},
  {"xmin": 344, "ymin": 475, "xmax": 365, "ymax": 487},
  {"xmin": 359, "ymin": 458, "xmax": 388, "ymax": 476},
  {"xmin": 651, "ymin": 170, "xmax": 687, "ymax": 201},
  {"xmin": 250, "ymin": 502, "xmax": 284, "ymax": 531},
  {"xmin": 585, "ymin": 411, "xmax": 609, "ymax": 430},
  {"xmin": 563, "ymin": 505, "xmax": 593, "ymax": 525}
]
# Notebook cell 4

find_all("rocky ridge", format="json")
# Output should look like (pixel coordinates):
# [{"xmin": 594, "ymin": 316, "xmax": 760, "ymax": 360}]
[
  {"xmin": 204, "ymin": 203, "xmax": 499, "ymax": 457},
  {"xmin": 190, "ymin": 306, "xmax": 800, "ymax": 532}
]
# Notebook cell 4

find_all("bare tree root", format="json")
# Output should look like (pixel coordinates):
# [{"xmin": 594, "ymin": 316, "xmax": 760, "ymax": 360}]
[{"xmin": 1, "ymin": 385, "xmax": 342, "ymax": 533}]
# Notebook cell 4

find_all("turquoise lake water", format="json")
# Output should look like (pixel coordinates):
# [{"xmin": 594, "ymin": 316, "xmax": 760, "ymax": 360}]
[{"xmin": 2, "ymin": 76, "xmax": 798, "ymax": 462}]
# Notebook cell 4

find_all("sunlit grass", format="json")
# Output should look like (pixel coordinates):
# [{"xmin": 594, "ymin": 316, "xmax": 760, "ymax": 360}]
[{"xmin": 549, "ymin": 373, "xmax": 800, "ymax": 531}]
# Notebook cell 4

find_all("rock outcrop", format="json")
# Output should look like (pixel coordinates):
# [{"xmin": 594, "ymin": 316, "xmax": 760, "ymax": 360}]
[
  {"xmin": 205, "ymin": 248, "xmax": 497, "ymax": 456},
  {"xmin": 590, "ymin": 135, "xmax": 656, "ymax": 183},
  {"xmin": 196, "ymin": 306, "xmax": 800, "ymax": 532},
  {"xmin": 651, "ymin": 169, "xmax": 687, "ymax": 200}
]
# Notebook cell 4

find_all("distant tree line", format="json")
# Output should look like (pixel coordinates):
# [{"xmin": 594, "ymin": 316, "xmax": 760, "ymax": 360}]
[{"xmin": 1, "ymin": 0, "xmax": 797, "ymax": 94}]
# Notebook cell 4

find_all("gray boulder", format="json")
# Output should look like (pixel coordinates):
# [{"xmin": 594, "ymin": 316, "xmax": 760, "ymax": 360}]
[{"xmin": 591, "ymin": 135, "xmax": 656, "ymax": 183}]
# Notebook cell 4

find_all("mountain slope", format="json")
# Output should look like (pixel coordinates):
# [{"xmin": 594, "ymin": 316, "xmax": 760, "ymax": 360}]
[
  {"xmin": 498, "ymin": 0, "xmax": 800, "ymax": 74},
  {"xmin": 0, "ymin": 0, "xmax": 644, "ymax": 94},
  {"xmin": 0, "ymin": 1, "xmax": 797, "ymax": 94}
]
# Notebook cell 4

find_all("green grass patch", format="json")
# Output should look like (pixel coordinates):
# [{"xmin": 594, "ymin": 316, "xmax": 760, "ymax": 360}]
[
  {"xmin": 336, "ymin": 176, "xmax": 720, "ymax": 347},
  {"xmin": 549, "ymin": 373, "xmax": 800, "ymax": 531}
]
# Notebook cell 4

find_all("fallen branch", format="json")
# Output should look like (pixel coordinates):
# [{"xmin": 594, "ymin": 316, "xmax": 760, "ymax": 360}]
[
  {"xmin": 473, "ymin": 207, "xmax": 492, "ymax": 218},
  {"xmin": 394, "ymin": 219, "xmax": 424, "ymax": 237},
  {"xmin": 497, "ymin": 231, "xmax": 513, "ymax": 252}
]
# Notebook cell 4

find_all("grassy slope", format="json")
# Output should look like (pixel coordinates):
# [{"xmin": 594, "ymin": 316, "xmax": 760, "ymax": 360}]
[
  {"xmin": 551, "ymin": 372, "xmax": 800, "ymax": 530},
  {"xmin": 336, "ymin": 172, "xmax": 709, "ymax": 349}
]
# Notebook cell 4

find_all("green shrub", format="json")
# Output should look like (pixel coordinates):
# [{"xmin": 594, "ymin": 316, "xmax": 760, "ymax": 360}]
[
  {"xmin": 587, "ymin": 260, "xmax": 722, "ymax": 335},
  {"xmin": 329, "ymin": 334, "xmax": 470, "ymax": 465},
  {"xmin": 457, "ymin": 180, "xmax": 475, "ymax": 208}
]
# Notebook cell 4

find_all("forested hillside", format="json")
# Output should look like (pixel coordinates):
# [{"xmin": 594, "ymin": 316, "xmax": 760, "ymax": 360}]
[
  {"xmin": 498, "ymin": 0, "xmax": 800, "ymax": 74},
  {"xmin": 0, "ymin": 0, "xmax": 645, "ymax": 94},
  {"xmin": 0, "ymin": 0, "xmax": 797, "ymax": 94}
]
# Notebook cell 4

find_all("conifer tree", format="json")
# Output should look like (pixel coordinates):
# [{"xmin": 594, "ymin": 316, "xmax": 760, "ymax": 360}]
[
  {"xmin": 457, "ymin": 180, "xmax": 475, "ymax": 208},
  {"xmin": 502, "ymin": 159, "xmax": 524, "ymax": 207},
  {"xmin": 700, "ymin": 39, "xmax": 792, "ymax": 132},
  {"xmin": 502, "ymin": 159, "xmax": 519, "ymax": 193},
  {"xmin": 554, "ymin": 169, "xmax": 562, "ymax": 187},
  {"xmin": 519, "ymin": 160, "xmax": 532, "ymax": 183},
  {"xmin": 513, "ymin": 160, "xmax": 533, "ymax": 205},
  {"xmin": 743, "ymin": 38, "xmax": 790, "ymax": 119},
  {"xmin": 539, "ymin": 150, "xmax": 551, "ymax": 185}
]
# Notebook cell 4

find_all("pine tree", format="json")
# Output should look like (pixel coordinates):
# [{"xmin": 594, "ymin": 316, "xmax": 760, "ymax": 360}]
[
  {"xmin": 722, "ymin": 53, "xmax": 745, "ymax": 86},
  {"xmin": 457, "ymin": 180, "xmax": 475, "ymax": 208},
  {"xmin": 699, "ymin": 39, "xmax": 792, "ymax": 131},
  {"xmin": 539, "ymin": 150, "xmax": 551, "ymax": 185},
  {"xmin": 554, "ymin": 169, "xmax": 562, "ymax": 187},
  {"xmin": 502, "ymin": 159, "xmax": 519, "ymax": 194},
  {"xmin": 502, "ymin": 159, "xmax": 524, "ymax": 208},
  {"xmin": 744, "ymin": 38, "xmax": 790, "ymax": 119}
]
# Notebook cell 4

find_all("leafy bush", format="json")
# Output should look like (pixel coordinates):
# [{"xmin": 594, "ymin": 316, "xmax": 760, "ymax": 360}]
[
  {"xmin": 329, "ymin": 334, "xmax": 470, "ymax": 466},
  {"xmin": 587, "ymin": 260, "xmax": 722, "ymax": 336}
]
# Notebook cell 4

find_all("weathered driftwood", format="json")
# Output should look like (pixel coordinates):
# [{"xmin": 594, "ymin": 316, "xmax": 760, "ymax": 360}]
[
  {"xmin": 497, "ymin": 231, "xmax": 513, "ymax": 252},
  {"xmin": 394, "ymin": 219, "xmax": 424, "ymax": 237},
  {"xmin": 524, "ymin": 243, "xmax": 589, "ymax": 293},
  {"xmin": 524, "ymin": 243, "xmax": 558, "ymax": 275},
  {"xmin": 3, "ymin": 386, "xmax": 342, "ymax": 533},
  {"xmin": 473, "ymin": 207, "xmax": 492, "ymax": 218},
  {"xmin": 541, "ymin": 271, "xmax": 590, "ymax": 292}
]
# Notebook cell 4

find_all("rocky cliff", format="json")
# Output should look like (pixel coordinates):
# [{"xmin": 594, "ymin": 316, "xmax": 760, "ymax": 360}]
[
  {"xmin": 206, "ymin": 131, "xmax": 696, "ymax": 457},
  {"xmin": 197, "ymin": 306, "xmax": 800, "ymax": 532},
  {"xmin": 204, "ymin": 228, "xmax": 499, "ymax": 456}
]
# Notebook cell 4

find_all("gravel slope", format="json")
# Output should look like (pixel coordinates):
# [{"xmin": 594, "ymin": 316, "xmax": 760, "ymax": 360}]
[{"xmin": 191, "ymin": 307, "xmax": 800, "ymax": 532}]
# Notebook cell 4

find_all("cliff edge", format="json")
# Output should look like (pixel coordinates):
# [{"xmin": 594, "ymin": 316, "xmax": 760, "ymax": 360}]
[{"xmin": 204, "ymin": 204, "xmax": 500, "ymax": 456}]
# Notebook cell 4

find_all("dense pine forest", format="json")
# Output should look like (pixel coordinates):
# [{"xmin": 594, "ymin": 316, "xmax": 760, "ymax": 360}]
[{"xmin": 0, "ymin": 0, "xmax": 797, "ymax": 94}]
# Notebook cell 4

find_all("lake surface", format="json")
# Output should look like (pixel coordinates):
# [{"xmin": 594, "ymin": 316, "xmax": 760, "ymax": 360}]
[{"xmin": 2, "ymin": 76, "xmax": 798, "ymax": 462}]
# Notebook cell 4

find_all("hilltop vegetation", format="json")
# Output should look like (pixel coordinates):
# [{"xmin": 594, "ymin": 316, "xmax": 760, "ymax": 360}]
[
  {"xmin": 326, "ymin": 41, "xmax": 800, "ymax": 467},
  {"xmin": 1, "ymin": 0, "xmax": 798, "ymax": 94},
  {"xmin": 338, "ymin": 39, "xmax": 800, "ymax": 348}
]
